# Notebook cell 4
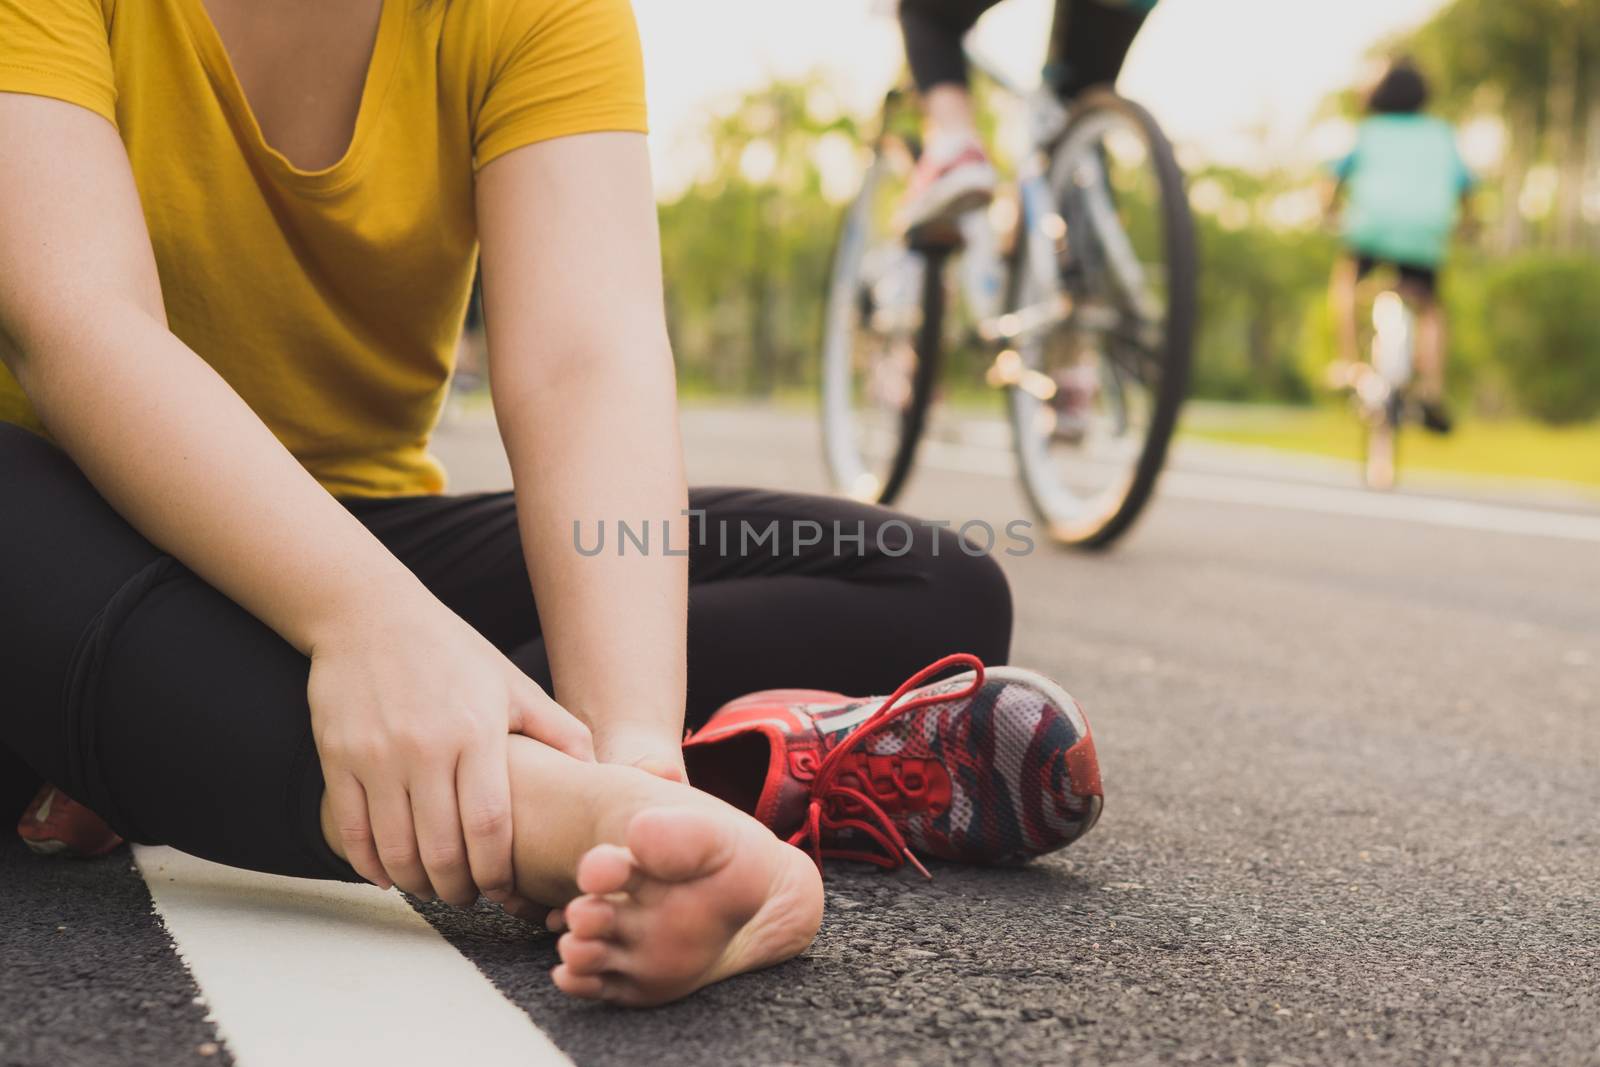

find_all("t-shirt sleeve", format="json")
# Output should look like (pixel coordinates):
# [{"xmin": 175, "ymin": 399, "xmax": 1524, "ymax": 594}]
[
  {"xmin": 474, "ymin": 0, "xmax": 648, "ymax": 170},
  {"xmin": 0, "ymin": 0, "xmax": 117, "ymax": 127}
]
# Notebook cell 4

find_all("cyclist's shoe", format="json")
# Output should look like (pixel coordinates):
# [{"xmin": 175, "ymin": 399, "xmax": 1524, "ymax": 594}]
[
  {"xmin": 17, "ymin": 784, "xmax": 123, "ymax": 858},
  {"xmin": 682, "ymin": 654, "xmax": 1102, "ymax": 875},
  {"xmin": 1418, "ymin": 398, "xmax": 1454, "ymax": 435},
  {"xmin": 896, "ymin": 135, "xmax": 997, "ymax": 235}
]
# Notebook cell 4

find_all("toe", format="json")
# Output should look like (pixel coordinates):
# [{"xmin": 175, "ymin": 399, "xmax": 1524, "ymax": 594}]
[
  {"xmin": 575, "ymin": 843, "xmax": 639, "ymax": 896},
  {"xmin": 544, "ymin": 908, "xmax": 567, "ymax": 933},
  {"xmin": 564, "ymin": 896, "xmax": 617, "ymax": 940},
  {"xmin": 625, "ymin": 807, "xmax": 738, "ymax": 884},
  {"xmin": 557, "ymin": 932, "xmax": 616, "ymax": 976},
  {"xmin": 550, "ymin": 964, "xmax": 606, "ymax": 1000}
]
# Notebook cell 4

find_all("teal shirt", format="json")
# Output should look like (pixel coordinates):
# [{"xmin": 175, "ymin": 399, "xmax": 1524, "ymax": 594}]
[{"xmin": 1332, "ymin": 115, "xmax": 1473, "ymax": 268}]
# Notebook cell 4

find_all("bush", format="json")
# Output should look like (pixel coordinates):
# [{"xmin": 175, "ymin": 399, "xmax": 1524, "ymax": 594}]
[{"xmin": 1481, "ymin": 257, "xmax": 1600, "ymax": 424}]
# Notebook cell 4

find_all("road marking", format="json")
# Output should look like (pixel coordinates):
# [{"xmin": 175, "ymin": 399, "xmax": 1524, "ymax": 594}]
[
  {"xmin": 133, "ymin": 846, "xmax": 571, "ymax": 1067},
  {"xmin": 916, "ymin": 439, "xmax": 1600, "ymax": 545}
]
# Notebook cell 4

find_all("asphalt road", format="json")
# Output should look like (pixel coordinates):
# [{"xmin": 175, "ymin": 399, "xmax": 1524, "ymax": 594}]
[{"xmin": 4, "ymin": 404, "xmax": 1596, "ymax": 1066}]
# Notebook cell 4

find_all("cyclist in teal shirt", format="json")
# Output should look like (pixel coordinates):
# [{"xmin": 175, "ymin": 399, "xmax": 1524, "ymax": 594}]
[{"xmin": 1327, "ymin": 60, "xmax": 1475, "ymax": 434}]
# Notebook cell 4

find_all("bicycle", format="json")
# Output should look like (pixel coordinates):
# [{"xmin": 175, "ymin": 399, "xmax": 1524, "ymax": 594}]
[
  {"xmin": 1339, "ymin": 283, "xmax": 1417, "ymax": 491},
  {"xmin": 819, "ymin": 29, "xmax": 1197, "ymax": 548}
]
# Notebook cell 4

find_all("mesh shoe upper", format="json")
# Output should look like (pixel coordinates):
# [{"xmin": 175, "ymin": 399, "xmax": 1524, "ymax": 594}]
[{"xmin": 684, "ymin": 655, "xmax": 1102, "ymax": 871}]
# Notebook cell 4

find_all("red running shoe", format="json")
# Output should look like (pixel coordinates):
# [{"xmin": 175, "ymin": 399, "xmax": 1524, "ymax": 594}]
[
  {"xmin": 683, "ymin": 654, "xmax": 1102, "ymax": 875},
  {"xmin": 16, "ymin": 784, "xmax": 123, "ymax": 858}
]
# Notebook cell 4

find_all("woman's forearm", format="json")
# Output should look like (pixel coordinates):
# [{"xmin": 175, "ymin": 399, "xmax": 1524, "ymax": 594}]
[
  {"xmin": 12, "ymin": 303, "xmax": 434, "ymax": 654},
  {"xmin": 495, "ymin": 347, "xmax": 689, "ymax": 745}
]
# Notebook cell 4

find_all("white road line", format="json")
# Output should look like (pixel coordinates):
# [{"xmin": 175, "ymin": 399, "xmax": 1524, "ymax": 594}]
[
  {"xmin": 916, "ymin": 438, "xmax": 1600, "ymax": 545},
  {"xmin": 133, "ymin": 846, "xmax": 571, "ymax": 1067},
  {"xmin": 1159, "ymin": 468, "xmax": 1600, "ymax": 544}
]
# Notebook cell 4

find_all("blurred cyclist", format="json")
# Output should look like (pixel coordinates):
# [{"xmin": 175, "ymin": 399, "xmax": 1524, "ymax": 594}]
[
  {"xmin": 1326, "ymin": 59, "xmax": 1474, "ymax": 435},
  {"xmin": 897, "ymin": 0, "xmax": 1159, "ymax": 231}
]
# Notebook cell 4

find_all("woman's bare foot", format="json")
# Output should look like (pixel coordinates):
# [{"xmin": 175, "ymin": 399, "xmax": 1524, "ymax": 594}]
[
  {"xmin": 323, "ymin": 738, "xmax": 824, "ymax": 1006},
  {"xmin": 550, "ymin": 805, "xmax": 823, "ymax": 1006}
]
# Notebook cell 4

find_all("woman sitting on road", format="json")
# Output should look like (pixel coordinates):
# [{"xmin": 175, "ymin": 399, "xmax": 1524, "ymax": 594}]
[{"xmin": 0, "ymin": 0, "xmax": 1101, "ymax": 1006}]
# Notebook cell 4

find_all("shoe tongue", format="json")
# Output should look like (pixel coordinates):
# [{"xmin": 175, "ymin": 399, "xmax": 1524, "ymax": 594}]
[{"xmin": 811, "ymin": 698, "xmax": 882, "ymax": 748}]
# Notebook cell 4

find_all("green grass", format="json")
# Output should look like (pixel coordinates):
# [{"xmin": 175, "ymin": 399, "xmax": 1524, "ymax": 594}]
[{"xmin": 1181, "ymin": 404, "xmax": 1600, "ymax": 490}]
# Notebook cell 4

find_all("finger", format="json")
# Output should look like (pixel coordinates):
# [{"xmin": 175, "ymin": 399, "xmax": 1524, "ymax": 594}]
[
  {"xmin": 512, "ymin": 684, "xmax": 595, "ymax": 762},
  {"xmin": 410, "ymin": 770, "xmax": 478, "ymax": 908},
  {"xmin": 545, "ymin": 908, "xmax": 567, "ymax": 933},
  {"xmin": 368, "ymin": 784, "xmax": 435, "ymax": 900},
  {"xmin": 325, "ymin": 772, "xmax": 390, "ymax": 889},
  {"xmin": 456, "ymin": 733, "xmax": 515, "ymax": 904}
]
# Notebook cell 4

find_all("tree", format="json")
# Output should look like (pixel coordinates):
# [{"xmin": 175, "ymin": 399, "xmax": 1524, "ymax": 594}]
[
  {"xmin": 658, "ymin": 79, "xmax": 859, "ymax": 396},
  {"xmin": 1405, "ymin": 0, "xmax": 1600, "ymax": 252}
]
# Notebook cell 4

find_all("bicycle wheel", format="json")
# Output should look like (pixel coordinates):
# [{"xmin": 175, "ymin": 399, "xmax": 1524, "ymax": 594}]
[
  {"xmin": 1361, "ymin": 290, "xmax": 1413, "ymax": 491},
  {"xmin": 1361, "ymin": 396, "xmax": 1401, "ymax": 491},
  {"xmin": 820, "ymin": 139, "xmax": 947, "ymax": 506},
  {"xmin": 1005, "ymin": 90, "xmax": 1196, "ymax": 548}
]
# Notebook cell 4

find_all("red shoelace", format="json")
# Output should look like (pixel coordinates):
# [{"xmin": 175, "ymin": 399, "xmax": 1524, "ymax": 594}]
[{"xmin": 787, "ymin": 653, "xmax": 986, "ymax": 879}]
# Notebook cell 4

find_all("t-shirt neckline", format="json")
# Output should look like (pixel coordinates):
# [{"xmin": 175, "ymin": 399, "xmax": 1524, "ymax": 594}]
[{"xmin": 174, "ymin": 0, "xmax": 406, "ymax": 194}]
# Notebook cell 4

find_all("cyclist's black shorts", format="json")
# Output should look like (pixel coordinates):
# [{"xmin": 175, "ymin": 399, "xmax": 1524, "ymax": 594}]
[
  {"xmin": 0, "ymin": 420, "xmax": 1011, "ymax": 881},
  {"xmin": 1354, "ymin": 254, "xmax": 1439, "ymax": 299}
]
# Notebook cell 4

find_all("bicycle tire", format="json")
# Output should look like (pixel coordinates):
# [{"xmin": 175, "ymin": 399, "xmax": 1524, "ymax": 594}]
[
  {"xmin": 1362, "ymin": 395, "xmax": 1401, "ymax": 490},
  {"xmin": 1007, "ymin": 89, "xmax": 1196, "ymax": 548},
  {"xmin": 819, "ymin": 166, "xmax": 948, "ymax": 506}
]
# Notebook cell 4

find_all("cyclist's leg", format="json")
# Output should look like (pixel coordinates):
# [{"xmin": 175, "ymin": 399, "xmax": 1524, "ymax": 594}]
[
  {"xmin": 1330, "ymin": 252, "xmax": 1366, "ymax": 371},
  {"xmin": 1398, "ymin": 263, "xmax": 1451, "ymax": 430},
  {"xmin": 1046, "ymin": 0, "xmax": 1154, "ymax": 99},
  {"xmin": 897, "ymin": 0, "xmax": 1005, "ymax": 228},
  {"xmin": 370, "ymin": 487, "xmax": 1013, "ymax": 728},
  {"xmin": 899, "ymin": 0, "xmax": 998, "ymax": 94}
]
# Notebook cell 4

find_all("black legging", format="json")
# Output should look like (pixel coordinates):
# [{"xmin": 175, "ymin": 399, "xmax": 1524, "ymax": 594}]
[
  {"xmin": 0, "ymin": 421, "xmax": 1011, "ymax": 881},
  {"xmin": 900, "ymin": 0, "xmax": 1149, "ymax": 99}
]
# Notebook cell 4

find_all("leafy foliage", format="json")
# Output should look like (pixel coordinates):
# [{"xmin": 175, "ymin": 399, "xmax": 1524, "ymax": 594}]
[{"xmin": 1480, "ymin": 256, "xmax": 1600, "ymax": 423}]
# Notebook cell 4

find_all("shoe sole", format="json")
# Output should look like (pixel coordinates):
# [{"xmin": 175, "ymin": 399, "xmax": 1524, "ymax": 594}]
[{"xmin": 899, "ymin": 165, "xmax": 998, "ymax": 233}]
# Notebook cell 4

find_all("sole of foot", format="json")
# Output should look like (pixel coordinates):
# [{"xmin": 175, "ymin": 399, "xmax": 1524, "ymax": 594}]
[{"xmin": 551, "ymin": 805, "xmax": 824, "ymax": 1007}]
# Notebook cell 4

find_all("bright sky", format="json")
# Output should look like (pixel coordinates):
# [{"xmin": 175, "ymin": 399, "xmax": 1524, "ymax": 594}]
[{"xmin": 632, "ymin": 0, "xmax": 1451, "ymax": 196}]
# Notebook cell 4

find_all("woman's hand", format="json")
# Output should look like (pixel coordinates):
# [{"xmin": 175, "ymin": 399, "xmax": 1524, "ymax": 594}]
[{"xmin": 308, "ymin": 600, "xmax": 594, "ymax": 906}]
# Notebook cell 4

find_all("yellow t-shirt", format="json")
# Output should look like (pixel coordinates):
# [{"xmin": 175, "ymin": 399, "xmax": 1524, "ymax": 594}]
[{"xmin": 0, "ymin": 0, "xmax": 647, "ymax": 496}]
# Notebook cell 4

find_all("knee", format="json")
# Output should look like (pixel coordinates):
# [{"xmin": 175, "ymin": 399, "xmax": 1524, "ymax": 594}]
[{"xmin": 917, "ymin": 524, "xmax": 1014, "ymax": 665}]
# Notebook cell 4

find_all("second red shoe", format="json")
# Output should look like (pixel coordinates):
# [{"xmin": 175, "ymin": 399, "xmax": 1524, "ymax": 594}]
[{"xmin": 17, "ymin": 784, "xmax": 124, "ymax": 858}]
